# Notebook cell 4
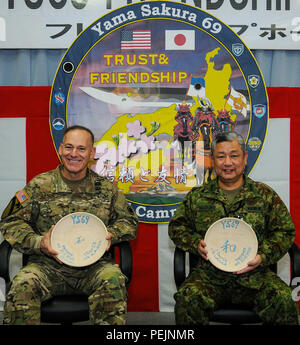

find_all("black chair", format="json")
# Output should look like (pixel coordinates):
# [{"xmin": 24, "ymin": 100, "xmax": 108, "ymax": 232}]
[
  {"xmin": 0, "ymin": 240, "xmax": 133, "ymax": 325},
  {"xmin": 174, "ymin": 243, "xmax": 300, "ymax": 325}
]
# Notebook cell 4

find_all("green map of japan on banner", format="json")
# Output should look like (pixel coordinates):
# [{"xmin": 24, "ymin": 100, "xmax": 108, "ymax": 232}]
[{"xmin": 50, "ymin": 1, "xmax": 268, "ymax": 223}]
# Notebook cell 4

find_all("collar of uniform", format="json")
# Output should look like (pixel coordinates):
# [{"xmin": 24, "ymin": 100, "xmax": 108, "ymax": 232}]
[
  {"xmin": 201, "ymin": 178, "xmax": 227, "ymax": 202},
  {"xmin": 54, "ymin": 165, "xmax": 91, "ymax": 191},
  {"xmin": 57, "ymin": 165, "xmax": 90, "ymax": 182},
  {"xmin": 202, "ymin": 175, "xmax": 259, "ymax": 202},
  {"xmin": 239, "ymin": 176, "xmax": 263, "ymax": 200}
]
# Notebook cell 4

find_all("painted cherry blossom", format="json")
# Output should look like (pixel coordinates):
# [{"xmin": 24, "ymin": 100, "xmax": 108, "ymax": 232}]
[
  {"xmin": 126, "ymin": 120, "xmax": 145, "ymax": 138},
  {"xmin": 140, "ymin": 134, "xmax": 155, "ymax": 152}
]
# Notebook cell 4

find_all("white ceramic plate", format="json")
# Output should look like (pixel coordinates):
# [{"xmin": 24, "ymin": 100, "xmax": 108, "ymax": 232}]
[
  {"xmin": 204, "ymin": 217, "xmax": 258, "ymax": 272},
  {"xmin": 51, "ymin": 212, "xmax": 108, "ymax": 267}
]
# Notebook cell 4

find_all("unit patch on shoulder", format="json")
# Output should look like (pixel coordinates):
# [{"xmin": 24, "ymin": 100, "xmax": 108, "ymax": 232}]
[{"xmin": 16, "ymin": 190, "xmax": 29, "ymax": 204}]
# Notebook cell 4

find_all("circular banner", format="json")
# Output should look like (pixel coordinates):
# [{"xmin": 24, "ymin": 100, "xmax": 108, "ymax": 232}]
[{"xmin": 50, "ymin": 1, "xmax": 268, "ymax": 223}]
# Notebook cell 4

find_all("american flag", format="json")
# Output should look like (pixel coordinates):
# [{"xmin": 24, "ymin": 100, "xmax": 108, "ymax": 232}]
[{"xmin": 121, "ymin": 30, "xmax": 151, "ymax": 50}]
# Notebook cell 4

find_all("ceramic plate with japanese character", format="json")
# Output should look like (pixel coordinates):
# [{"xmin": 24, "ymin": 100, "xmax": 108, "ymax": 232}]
[
  {"xmin": 204, "ymin": 217, "xmax": 258, "ymax": 272},
  {"xmin": 51, "ymin": 212, "xmax": 108, "ymax": 267}
]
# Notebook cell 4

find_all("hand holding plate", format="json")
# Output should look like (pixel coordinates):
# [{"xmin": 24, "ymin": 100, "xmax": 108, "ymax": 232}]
[
  {"xmin": 106, "ymin": 232, "xmax": 112, "ymax": 252},
  {"xmin": 40, "ymin": 225, "xmax": 63, "ymax": 264},
  {"xmin": 198, "ymin": 240, "xmax": 208, "ymax": 261},
  {"xmin": 234, "ymin": 254, "xmax": 262, "ymax": 274}
]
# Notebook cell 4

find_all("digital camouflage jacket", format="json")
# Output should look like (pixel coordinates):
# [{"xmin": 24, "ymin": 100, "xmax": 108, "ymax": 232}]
[
  {"xmin": 169, "ymin": 176, "xmax": 295, "ymax": 288},
  {"xmin": 0, "ymin": 166, "xmax": 138, "ymax": 259}
]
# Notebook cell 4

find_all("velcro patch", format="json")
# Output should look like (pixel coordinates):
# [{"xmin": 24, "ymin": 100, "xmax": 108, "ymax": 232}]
[
  {"xmin": 198, "ymin": 205, "xmax": 215, "ymax": 211},
  {"xmin": 246, "ymin": 206, "xmax": 262, "ymax": 213},
  {"xmin": 16, "ymin": 190, "xmax": 29, "ymax": 204}
]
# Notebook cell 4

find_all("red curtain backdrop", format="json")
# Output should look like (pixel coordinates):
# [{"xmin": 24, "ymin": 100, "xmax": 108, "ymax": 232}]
[{"xmin": 0, "ymin": 86, "xmax": 299, "ymax": 311}]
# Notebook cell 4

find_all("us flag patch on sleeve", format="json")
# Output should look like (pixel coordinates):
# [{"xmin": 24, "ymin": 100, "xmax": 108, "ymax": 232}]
[{"xmin": 16, "ymin": 190, "xmax": 29, "ymax": 204}]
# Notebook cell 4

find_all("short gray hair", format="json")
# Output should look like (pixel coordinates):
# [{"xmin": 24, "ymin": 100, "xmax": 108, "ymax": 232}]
[
  {"xmin": 211, "ymin": 131, "xmax": 246, "ymax": 154},
  {"xmin": 63, "ymin": 125, "xmax": 94, "ymax": 145}
]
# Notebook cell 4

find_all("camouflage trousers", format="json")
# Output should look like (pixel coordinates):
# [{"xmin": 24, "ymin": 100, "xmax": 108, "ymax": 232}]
[
  {"xmin": 174, "ymin": 268, "xmax": 299, "ymax": 325},
  {"xmin": 3, "ymin": 258, "xmax": 127, "ymax": 325}
]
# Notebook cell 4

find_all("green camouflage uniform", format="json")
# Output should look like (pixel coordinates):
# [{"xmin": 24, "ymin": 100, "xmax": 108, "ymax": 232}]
[
  {"xmin": 0, "ymin": 166, "xmax": 138, "ymax": 325},
  {"xmin": 169, "ymin": 176, "xmax": 299, "ymax": 325}
]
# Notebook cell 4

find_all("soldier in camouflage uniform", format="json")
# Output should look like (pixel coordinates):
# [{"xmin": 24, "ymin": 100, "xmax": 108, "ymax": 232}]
[
  {"xmin": 0, "ymin": 125, "xmax": 138, "ymax": 325},
  {"xmin": 169, "ymin": 131, "xmax": 299, "ymax": 325}
]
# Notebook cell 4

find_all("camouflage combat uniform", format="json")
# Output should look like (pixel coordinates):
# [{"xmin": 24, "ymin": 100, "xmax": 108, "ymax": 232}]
[
  {"xmin": 0, "ymin": 166, "xmax": 138, "ymax": 325},
  {"xmin": 169, "ymin": 176, "xmax": 299, "ymax": 325}
]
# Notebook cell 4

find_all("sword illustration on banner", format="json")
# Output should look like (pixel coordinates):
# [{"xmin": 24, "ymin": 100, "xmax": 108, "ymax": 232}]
[{"xmin": 79, "ymin": 87, "xmax": 193, "ymax": 109}]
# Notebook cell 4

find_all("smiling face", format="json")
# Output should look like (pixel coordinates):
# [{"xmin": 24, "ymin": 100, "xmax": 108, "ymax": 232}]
[
  {"xmin": 212, "ymin": 139, "xmax": 248, "ymax": 190},
  {"xmin": 59, "ymin": 129, "xmax": 95, "ymax": 181}
]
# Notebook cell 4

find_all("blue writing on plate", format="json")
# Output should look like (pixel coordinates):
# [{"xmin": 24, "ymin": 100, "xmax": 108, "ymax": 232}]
[
  {"xmin": 83, "ymin": 240, "xmax": 103, "ymax": 260},
  {"xmin": 70, "ymin": 214, "xmax": 90, "ymax": 225},
  {"xmin": 220, "ymin": 240, "xmax": 237, "ymax": 254},
  {"xmin": 57, "ymin": 242, "xmax": 75, "ymax": 264},
  {"xmin": 220, "ymin": 219, "xmax": 239, "ymax": 230},
  {"xmin": 211, "ymin": 248, "xmax": 227, "ymax": 267},
  {"xmin": 235, "ymin": 247, "xmax": 251, "ymax": 266},
  {"xmin": 75, "ymin": 236, "xmax": 85, "ymax": 244}
]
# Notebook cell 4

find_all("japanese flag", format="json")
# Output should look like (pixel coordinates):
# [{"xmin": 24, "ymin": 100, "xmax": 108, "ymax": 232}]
[{"xmin": 165, "ymin": 30, "xmax": 195, "ymax": 50}]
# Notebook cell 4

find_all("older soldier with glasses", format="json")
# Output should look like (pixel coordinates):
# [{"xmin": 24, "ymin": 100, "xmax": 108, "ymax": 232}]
[
  {"xmin": 0, "ymin": 125, "xmax": 138, "ymax": 325},
  {"xmin": 169, "ymin": 131, "xmax": 299, "ymax": 325}
]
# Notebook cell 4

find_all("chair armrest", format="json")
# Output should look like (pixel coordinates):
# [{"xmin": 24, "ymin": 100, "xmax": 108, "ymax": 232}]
[
  {"xmin": 289, "ymin": 243, "xmax": 300, "ymax": 280},
  {"xmin": 174, "ymin": 247, "xmax": 187, "ymax": 290},
  {"xmin": 110, "ymin": 242, "xmax": 132, "ymax": 288},
  {"xmin": 0, "ymin": 240, "xmax": 13, "ymax": 284},
  {"xmin": 116, "ymin": 241, "xmax": 132, "ymax": 287}
]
